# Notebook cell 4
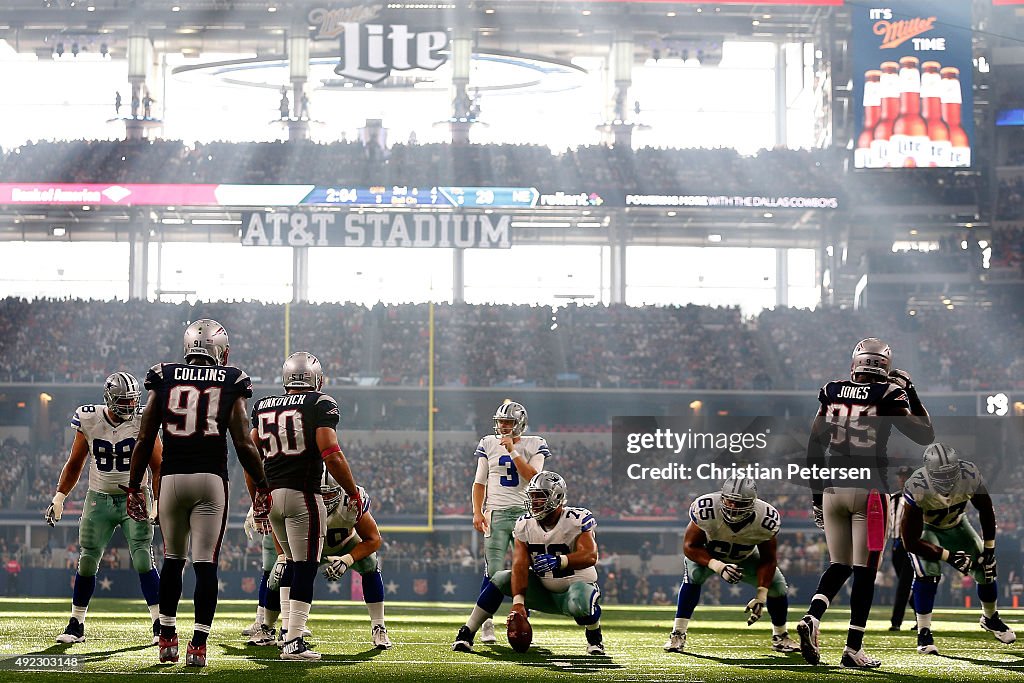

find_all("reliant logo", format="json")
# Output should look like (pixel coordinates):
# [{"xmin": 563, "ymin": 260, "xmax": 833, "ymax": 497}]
[{"xmin": 539, "ymin": 192, "xmax": 604, "ymax": 207}]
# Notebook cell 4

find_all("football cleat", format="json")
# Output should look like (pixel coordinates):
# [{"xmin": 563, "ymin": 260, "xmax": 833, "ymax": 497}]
[
  {"xmin": 56, "ymin": 617, "xmax": 85, "ymax": 644},
  {"xmin": 841, "ymin": 647, "xmax": 881, "ymax": 668},
  {"xmin": 372, "ymin": 624, "xmax": 392, "ymax": 650},
  {"xmin": 241, "ymin": 620, "xmax": 260, "ymax": 637},
  {"xmin": 280, "ymin": 636, "xmax": 321, "ymax": 661},
  {"xmin": 480, "ymin": 618, "xmax": 497, "ymax": 644},
  {"xmin": 152, "ymin": 619, "xmax": 160, "ymax": 646},
  {"xmin": 159, "ymin": 634, "xmax": 179, "ymax": 663},
  {"xmin": 185, "ymin": 641, "xmax": 206, "ymax": 667},
  {"xmin": 887, "ymin": 624, "xmax": 901, "ymax": 632},
  {"xmin": 796, "ymin": 615, "xmax": 820, "ymax": 665},
  {"xmin": 771, "ymin": 632, "xmax": 800, "ymax": 653},
  {"xmin": 663, "ymin": 630, "xmax": 687, "ymax": 653},
  {"xmin": 585, "ymin": 628, "xmax": 605, "ymax": 656},
  {"xmin": 276, "ymin": 628, "xmax": 288, "ymax": 648},
  {"xmin": 981, "ymin": 612, "xmax": 1017, "ymax": 644},
  {"xmin": 247, "ymin": 624, "xmax": 277, "ymax": 646},
  {"xmin": 452, "ymin": 625, "xmax": 475, "ymax": 653},
  {"xmin": 916, "ymin": 627, "xmax": 938, "ymax": 655}
]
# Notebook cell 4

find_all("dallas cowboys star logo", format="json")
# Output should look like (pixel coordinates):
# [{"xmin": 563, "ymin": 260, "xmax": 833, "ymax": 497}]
[{"xmin": 385, "ymin": 580, "xmax": 399, "ymax": 595}]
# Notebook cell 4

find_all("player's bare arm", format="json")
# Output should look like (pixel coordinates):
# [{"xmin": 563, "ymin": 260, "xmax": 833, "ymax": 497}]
[
  {"xmin": 149, "ymin": 436, "xmax": 163, "ymax": 501},
  {"xmin": 472, "ymin": 482, "xmax": 487, "ymax": 533},
  {"xmin": 56, "ymin": 430, "xmax": 90, "ymax": 496},
  {"xmin": 971, "ymin": 491, "xmax": 997, "ymax": 542},
  {"xmin": 509, "ymin": 539, "xmax": 531, "ymax": 617},
  {"xmin": 900, "ymin": 503, "xmax": 945, "ymax": 561},
  {"xmin": 229, "ymin": 396, "xmax": 268, "ymax": 489},
  {"xmin": 317, "ymin": 426, "xmax": 359, "ymax": 499},
  {"xmin": 755, "ymin": 537, "xmax": 779, "ymax": 588},
  {"xmin": 348, "ymin": 510, "xmax": 383, "ymax": 562},
  {"xmin": 682, "ymin": 521, "xmax": 714, "ymax": 567}
]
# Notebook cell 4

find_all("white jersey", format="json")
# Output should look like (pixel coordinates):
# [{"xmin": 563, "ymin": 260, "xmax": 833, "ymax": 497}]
[
  {"xmin": 903, "ymin": 460, "xmax": 985, "ymax": 530},
  {"xmin": 689, "ymin": 493, "xmax": 780, "ymax": 563},
  {"xmin": 321, "ymin": 490, "xmax": 372, "ymax": 557},
  {"xmin": 70, "ymin": 404, "xmax": 148, "ymax": 494},
  {"xmin": 474, "ymin": 434, "xmax": 550, "ymax": 511},
  {"xmin": 513, "ymin": 506, "xmax": 597, "ymax": 592}
]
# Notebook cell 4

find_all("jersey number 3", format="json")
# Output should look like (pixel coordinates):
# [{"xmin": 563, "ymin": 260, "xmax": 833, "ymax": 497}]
[{"xmin": 498, "ymin": 454, "xmax": 520, "ymax": 487}]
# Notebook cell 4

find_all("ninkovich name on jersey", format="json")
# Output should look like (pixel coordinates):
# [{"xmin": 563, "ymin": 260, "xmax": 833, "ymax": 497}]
[
  {"xmin": 251, "ymin": 391, "xmax": 340, "ymax": 492},
  {"xmin": 689, "ymin": 493, "xmax": 780, "ymax": 562},
  {"xmin": 514, "ymin": 506, "xmax": 598, "ymax": 592},
  {"xmin": 145, "ymin": 363, "xmax": 253, "ymax": 477},
  {"xmin": 903, "ymin": 460, "xmax": 985, "ymax": 530},
  {"xmin": 70, "ymin": 403, "xmax": 148, "ymax": 493}
]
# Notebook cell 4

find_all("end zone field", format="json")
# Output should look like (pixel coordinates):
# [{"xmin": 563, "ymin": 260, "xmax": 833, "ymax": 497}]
[{"xmin": 1, "ymin": 599, "xmax": 1022, "ymax": 681}]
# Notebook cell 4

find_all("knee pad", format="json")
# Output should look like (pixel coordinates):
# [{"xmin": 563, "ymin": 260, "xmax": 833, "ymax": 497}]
[
  {"xmin": 130, "ymin": 546, "xmax": 155, "ymax": 573},
  {"xmin": 567, "ymin": 585, "xmax": 599, "ymax": 620},
  {"xmin": 78, "ymin": 548, "xmax": 101, "ymax": 577},
  {"xmin": 351, "ymin": 552, "xmax": 378, "ymax": 575}
]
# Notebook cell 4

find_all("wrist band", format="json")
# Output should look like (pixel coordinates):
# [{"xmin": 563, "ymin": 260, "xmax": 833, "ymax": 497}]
[
  {"xmin": 940, "ymin": 548, "xmax": 950, "ymax": 562},
  {"xmin": 708, "ymin": 558, "xmax": 725, "ymax": 574},
  {"xmin": 755, "ymin": 586, "xmax": 769, "ymax": 602},
  {"xmin": 340, "ymin": 553, "xmax": 354, "ymax": 567},
  {"xmin": 321, "ymin": 444, "xmax": 342, "ymax": 460},
  {"xmin": 984, "ymin": 540, "xmax": 995, "ymax": 550},
  {"xmin": 513, "ymin": 595, "xmax": 526, "ymax": 606},
  {"xmin": 559, "ymin": 555, "xmax": 569, "ymax": 570},
  {"xmin": 53, "ymin": 491, "xmax": 67, "ymax": 505}
]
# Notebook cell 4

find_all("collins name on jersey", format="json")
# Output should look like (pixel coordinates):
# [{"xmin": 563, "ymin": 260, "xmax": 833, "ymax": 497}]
[
  {"xmin": 70, "ymin": 404, "xmax": 148, "ymax": 494},
  {"xmin": 689, "ymin": 493, "xmax": 780, "ymax": 563},
  {"xmin": 475, "ymin": 434, "xmax": 551, "ymax": 510},
  {"xmin": 514, "ymin": 506, "xmax": 597, "ymax": 592},
  {"xmin": 903, "ymin": 461, "xmax": 985, "ymax": 530}
]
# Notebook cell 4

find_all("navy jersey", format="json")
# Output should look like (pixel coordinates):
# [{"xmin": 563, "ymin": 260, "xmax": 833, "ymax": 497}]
[
  {"xmin": 145, "ymin": 363, "xmax": 253, "ymax": 477},
  {"xmin": 817, "ymin": 380, "xmax": 909, "ymax": 486},
  {"xmin": 250, "ymin": 391, "xmax": 340, "ymax": 492}
]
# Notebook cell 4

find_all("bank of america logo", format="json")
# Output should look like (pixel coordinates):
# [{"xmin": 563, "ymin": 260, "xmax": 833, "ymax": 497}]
[{"xmin": 103, "ymin": 185, "xmax": 132, "ymax": 202}]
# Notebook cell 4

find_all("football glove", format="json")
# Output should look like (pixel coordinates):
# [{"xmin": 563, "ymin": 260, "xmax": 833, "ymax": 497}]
[
  {"xmin": 532, "ymin": 553, "xmax": 560, "ymax": 575},
  {"xmin": 888, "ymin": 368, "xmax": 914, "ymax": 391},
  {"xmin": 253, "ymin": 488, "xmax": 272, "ymax": 535},
  {"xmin": 149, "ymin": 498, "xmax": 159, "ymax": 526},
  {"xmin": 812, "ymin": 505, "xmax": 825, "ymax": 530},
  {"xmin": 243, "ymin": 506, "xmax": 257, "ymax": 540},
  {"xmin": 44, "ymin": 492, "xmax": 66, "ymax": 527},
  {"xmin": 348, "ymin": 489, "xmax": 365, "ymax": 523},
  {"xmin": 323, "ymin": 556, "xmax": 350, "ymax": 581},
  {"xmin": 947, "ymin": 549, "xmax": 974, "ymax": 575},
  {"xmin": 980, "ymin": 546, "xmax": 997, "ymax": 582},
  {"xmin": 268, "ymin": 554, "xmax": 287, "ymax": 590},
  {"xmin": 709, "ymin": 558, "xmax": 743, "ymax": 584},
  {"xmin": 119, "ymin": 484, "xmax": 149, "ymax": 523},
  {"xmin": 745, "ymin": 587, "xmax": 768, "ymax": 626}
]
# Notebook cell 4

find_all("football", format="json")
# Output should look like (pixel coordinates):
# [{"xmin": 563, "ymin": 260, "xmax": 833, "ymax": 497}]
[{"xmin": 506, "ymin": 610, "xmax": 533, "ymax": 653}]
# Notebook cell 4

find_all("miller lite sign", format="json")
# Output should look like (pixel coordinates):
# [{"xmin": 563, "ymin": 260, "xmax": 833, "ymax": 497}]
[{"xmin": 309, "ymin": 5, "xmax": 449, "ymax": 84}]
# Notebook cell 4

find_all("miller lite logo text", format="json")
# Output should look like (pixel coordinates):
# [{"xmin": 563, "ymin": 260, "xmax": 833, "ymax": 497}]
[
  {"xmin": 870, "ymin": 8, "xmax": 941, "ymax": 50},
  {"xmin": 334, "ymin": 23, "xmax": 448, "ymax": 83}
]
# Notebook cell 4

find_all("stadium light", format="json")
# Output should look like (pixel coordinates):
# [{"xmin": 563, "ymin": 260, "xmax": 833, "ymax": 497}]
[
  {"xmin": 51, "ymin": 226, "xmax": 66, "ymax": 237},
  {"xmin": 39, "ymin": 392, "xmax": 52, "ymax": 404}
]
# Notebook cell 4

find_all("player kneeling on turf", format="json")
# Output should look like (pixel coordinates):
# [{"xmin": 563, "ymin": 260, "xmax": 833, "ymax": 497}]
[
  {"xmin": 452, "ymin": 471, "xmax": 604, "ymax": 656},
  {"xmin": 664, "ymin": 478, "xmax": 798, "ymax": 655},
  {"xmin": 901, "ymin": 443, "xmax": 1015, "ymax": 655}
]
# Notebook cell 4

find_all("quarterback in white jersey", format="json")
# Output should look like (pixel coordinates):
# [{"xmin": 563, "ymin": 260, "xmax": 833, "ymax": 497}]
[
  {"xmin": 471, "ymin": 400, "xmax": 549, "ymax": 642},
  {"xmin": 454, "ymin": 471, "xmax": 605, "ymax": 656},
  {"xmin": 47, "ymin": 372, "xmax": 163, "ymax": 645},
  {"xmin": 664, "ymin": 478, "xmax": 798, "ymax": 655},
  {"xmin": 900, "ymin": 443, "xmax": 1014, "ymax": 654}
]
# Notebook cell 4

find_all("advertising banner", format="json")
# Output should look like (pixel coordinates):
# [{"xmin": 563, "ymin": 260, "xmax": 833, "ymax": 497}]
[{"xmin": 852, "ymin": 0, "xmax": 974, "ymax": 168}]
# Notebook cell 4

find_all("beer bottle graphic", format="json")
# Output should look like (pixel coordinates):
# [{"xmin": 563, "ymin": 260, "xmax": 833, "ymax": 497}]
[
  {"xmin": 891, "ymin": 56, "xmax": 928, "ymax": 167},
  {"xmin": 920, "ymin": 61, "xmax": 950, "ymax": 167},
  {"xmin": 872, "ymin": 61, "xmax": 901, "ymax": 168},
  {"xmin": 940, "ymin": 66, "xmax": 970, "ymax": 167},
  {"xmin": 856, "ymin": 70, "xmax": 882, "ymax": 168}
]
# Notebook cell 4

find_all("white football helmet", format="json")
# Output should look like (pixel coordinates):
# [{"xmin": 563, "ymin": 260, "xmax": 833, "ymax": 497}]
[
  {"xmin": 103, "ymin": 371, "xmax": 141, "ymax": 420},
  {"xmin": 183, "ymin": 319, "xmax": 229, "ymax": 365},
  {"xmin": 493, "ymin": 400, "xmax": 528, "ymax": 438},
  {"xmin": 721, "ymin": 477, "xmax": 757, "ymax": 524},
  {"xmin": 321, "ymin": 473, "xmax": 344, "ymax": 515},
  {"xmin": 283, "ymin": 351, "xmax": 324, "ymax": 391},
  {"xmin": 525, "ymin": 471, "xmax": 567, "ymax": 518},
  {"xmin": 923, "ymin": 443, "xmax": 960, "ymax": 495},
  {"xmin": 850, "ymin": 337, "xmax": 892, "ymax": 380}
]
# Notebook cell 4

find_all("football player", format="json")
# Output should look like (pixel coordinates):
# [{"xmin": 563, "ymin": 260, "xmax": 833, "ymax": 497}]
[
  {"xmin": 48, "ymin": 372, "xmax": 163, "ymax": 645},
  {"xmin": 249, "ymin": 351, "xmax": 362, "ymax": 660},
  {"xmin": 471, "ymin": 400, "xmax": 549, "ymax": 643},
  {"xmin": 125, "ymin": 319, "xmax": 271, "ymax": 667},
  {"xmin": 240, "ymin": 512, "xmax": 283, "ymax": 646},
  {"xmin": 318, "ymin": 477, "xmax": 392, "ymax": 649},
  {"xmin": 663, "ymin": 478, "xmax": 799, "ymax": 654},
  {"xmin": 901, "ymin": 443, "xmax": 1015, "ymax": 654},
  {"xmin": 798, "ymin": 338, "xmax": 934, "ymax": 668},
  {"xmin": 453, "ymin": 471, "xmax": 604, "ymax": 655}
]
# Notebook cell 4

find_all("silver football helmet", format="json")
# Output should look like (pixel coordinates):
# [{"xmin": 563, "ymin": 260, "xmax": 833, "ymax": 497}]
[
  {"xmin": 183, "ymin": 319, "xmax": 230, "ymax": 366},
  {"xmin": 103, "ymin": 371, "xmax": 141, "ymax": 420},
  {"xmin": 493, "ymin": 400, "xmax": 528, "ymax": 438},
  {"xmin": 321, "ymin": 473, "xmax": 345, "ymax": 515},
  {"xmin": 283, "ymin": 351, "xmax": 324, "ymax": 391},
  {"xmin": 525, "ymin": 471, "xmax": 567, "ymax": 519},
  {"xmin": 923, "ymin": 443, "xmax": 960, "ymax": 495},
  {"xmin": 721, "ymin": 477, "xmax": 758, "ymax": 524},
  {"xmin": 850, "ymin": 337, "xmax": 892, "ymax": 380}
]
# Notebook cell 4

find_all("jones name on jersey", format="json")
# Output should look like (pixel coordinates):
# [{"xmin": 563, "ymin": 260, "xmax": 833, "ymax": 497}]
[
  {"xmin": 514, "ymin": 506, "xmax": 597, "ymax": 592},
  {"xmin": 71, "ymin": 403, "xmax": 148, "ymax": 494},
  {"xmin": 689, "ymin": 493, "xmax": 780, "ymax": 563},
  {"xmin": 475, "ymin": 434, "xmax": 550, "ymax": 510},
  {"xmin": 903, "ymin": 460, "xmax": 985, "ymax": 530},
  {"xmin": 251, "ymin": 391, "xmax": 340, "ymax": 492},
  {"xmin": 321, "ymin": 490, "xmax": 373, "ymax": 557}
]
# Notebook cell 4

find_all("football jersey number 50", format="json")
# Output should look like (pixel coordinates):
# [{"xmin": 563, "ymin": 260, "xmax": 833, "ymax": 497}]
[{"xmin": 258, "ymin": 409, "xmax": 306, "ymax": 458}]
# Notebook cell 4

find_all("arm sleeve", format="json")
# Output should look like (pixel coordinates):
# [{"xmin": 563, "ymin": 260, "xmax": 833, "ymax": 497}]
[
  {"xmin": 579, "ymin": 509, "xmax": 597, "ymax": 533},
  {"xmin": 474, "ymin": 455, "xmax": 488, "ymax": 486},
  {"xmin": 235, "ymin": 370, "xmax": 254, "ymax": 399},
  {"xmin": 315, "ymin": 395, "xmax": 341, "ymax": 429}
]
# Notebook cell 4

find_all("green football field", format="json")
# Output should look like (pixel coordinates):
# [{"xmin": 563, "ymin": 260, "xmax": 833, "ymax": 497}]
[{"xmin": 2, "ymin": 598, "xmax": 1024, "ymax": 681}]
